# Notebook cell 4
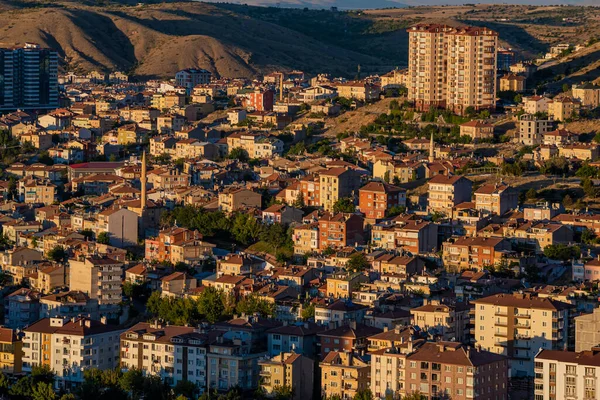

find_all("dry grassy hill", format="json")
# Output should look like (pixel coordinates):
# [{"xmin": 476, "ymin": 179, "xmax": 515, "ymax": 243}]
[{"xmin": 0, "ymin": 1, "xmax": 598, "ymax": 80}]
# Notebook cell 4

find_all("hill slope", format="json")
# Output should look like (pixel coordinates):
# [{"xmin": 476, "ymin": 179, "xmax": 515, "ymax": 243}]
[
  {"xmin": 0, "ymin": 1, "xmax": 385, "ymax": 78},
  {"xmin": 0, "ymin": 1, "xmax": 598, "ymax": 79}
]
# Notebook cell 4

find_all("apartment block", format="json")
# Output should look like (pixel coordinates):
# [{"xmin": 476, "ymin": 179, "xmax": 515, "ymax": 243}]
[
  {"xmin": 474, "ymin": 183, "xmax": 518, "ymax": 216},
  {"xmin": 0, "ymin": 43, "xmax": 59, "ymax": 110},
  {"xmin": 359, "ymin": 181, "xmax": 407, "ymax": 221},
  {"xmin": 410, "ymin": 300, "xmax": 471, "ymax": 342},
  {"xmin": 259, "ymin": 352, "xmax": 314, "ymax": 400},
  {"xmin": 572, "ymin": 83, "xmax": 600, "ymax": 108},
  {"xmin": 575, "ymin": 307, "xmax": 600, "ymax": 352},
  {"xmin": 69, "ymin": 256, "xmax": 124, "ymax": 307},
  {"xmin": 319, "ymin": 167, "xmax": 361, "ymax": 212},
  {"xmin": 318, "ymin": 213, "xmax": 365, "ymax": 251},
  {"xmin": 402, "ymin": 342, "xmax": 508, "ymax": 400},
  {"xmin": 407, "ymin": 24, "xmax": 498, "ymax": 114},
  {"xmin": 428, "ymin": 175, "xmax": 473, "ymax": 216},
  {"xmin": 0, "ymin": 327, "xmax": 23, "ymax": 374},
  {"xmin": 120, "ymin": 322, "xmax": 207, "ymax": 388},
  {"xmin": 534, "ymin": 349, "xmax": 600, "ymax": 400},
  {"xmin": 519, "ymin": 114, "xmax": 554, "ymax": 146},
  {"xmin": 472, "ymin": 293, "xmax": 572, "ymax": 377},
  {"xmin": 22, "ymin": 317, "xmax": 122, "ymax": 388},
  {"xmin": 320, "ymin": 352, "xmax": 370, "ymax": 400}
]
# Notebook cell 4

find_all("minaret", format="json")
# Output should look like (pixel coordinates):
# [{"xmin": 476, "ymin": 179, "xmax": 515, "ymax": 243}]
[
  {"xmin": 141, "ymin": 151, "xmax": 147, "ymax": 211},
  {"xmin": 428, "ymin": 131, "xmax": 435, "ymax": 163}
]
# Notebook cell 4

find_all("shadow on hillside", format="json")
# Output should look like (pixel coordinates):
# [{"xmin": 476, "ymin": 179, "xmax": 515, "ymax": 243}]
[
  {"xmin": 66, "ymin": 8, "xmax": 136, "ymax": 70},
  {"xmin": 458, "ymin": 20, "xmax": 548, "ymax": 55}
]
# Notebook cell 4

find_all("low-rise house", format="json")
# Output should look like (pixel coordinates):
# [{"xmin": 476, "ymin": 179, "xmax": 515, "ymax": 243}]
[
  {"xmin": 261, "ymin": 204, "xmax": 303, "ymax": 225},
  {"xmin": 459, "ymin": 120, "xmax": 494, "ymax": 142},
  {"xmin": 218, "ymin": 188, "xmax": 262, "ymax": 213}
]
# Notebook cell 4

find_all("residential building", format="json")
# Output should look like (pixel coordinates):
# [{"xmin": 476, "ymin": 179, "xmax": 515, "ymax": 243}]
[
  {"xmin": 247, "ymin": 89, "xmax": 274, "ymax": 112},
  {"xmin": 315, "ymin": 298, "xmax": 369, "ymax": 328},
  {"xmin": 318, "ymin": 213, "xmax": 365, "ymax": 251},
  {"xmin": 0, "ymin": 328, "xmax": 23, "ymax": 374},
  {"xmin": 459, "ymin": 120, "xmax": 494, "ymax": 142},
  {"xmin": 359, "ymin": 182, "xmax": 407, "ymax": 221},
  {"xmin": 319, "ymin": 167, "xmax": 362, "ymax": 212},
  {"xmin": 523, "ymin": 96, "xmax": 551, "ymax": 114},
  {"xmin": 499, "ymin": 73, "xmax": 526, "ymax": 92},
  {"xmin": 548, "ymin": 97, "xmax": 580, "ymax": 121},
  {"xmin": 371, "ymin": 218, "xmax": 438, "ymax": 254},
  {"xmin": 4, "ymin": 288, "xmax": 41, "ymax": 329},
  {"xmin": 534, "ymin": 349, "xmax": 600, "ymax": 400},
  {"xmin": 335, "ymin": 81, "xmax": 380, "ymax": 101},
  {"xmin": 320, "ymin": 351, "xmax": 370, "ymax": 400},
  {"xmin": 266, "ymin": 322, "xmax": 325, "ymax": 358},
  {"xmin": 474, "ymin": 183, "xmax": 518, "ymax": 216},
  {"xmin": 575, "ymin": 307, "xmax": 600, "ymax": 352},
  {"xmin": 442, "ymin": 236, "xmax": 511, "ymax": 272},
  {"xmin": 472, "ymin": 293, "xmax": 572, "ymax": 377},
  {"xmin": 218, "ymin": 188, "xmax": 262, "ymax": 213},
  {"xmin": 318, "ymin": 323, "xmax": 381, "ymax": 358},
  {"xmin": 22, "ymin": 317, "xmax": 123, "ymax": 388},
  {"xmin": 572, "ymin": 83, "xmax": 600, "ymax": 108},
  {"xmin": 259, "ymin": 352, "xmax": 314, "ymax": 400},
  {"xmin": 519, "ymin": 114, "xmax": 554, "ymax": 146},
  {"xmin": 407, "ymin": 24, "xmax": 498, "ymax": 114},
  {"xmin": 0, "ymin": 43, "xmax": 58, "ymax": 110},
  {"xmin": 402, "ymin": 342, "xmax": 508, "ymax": 400},
  {"xmin": 69, "ymin": 256, "xmax": 123, "ymax": 307},
  {"xmin": 428, "ymin": 175, "xmax": 473, "ymax": 215},
  {"xmin": 96, "ymin": 207, "xmax": 139, "ymax": 248},
  {"xmin": 175, "ymin": 68, "xmax": 211, "ymax": 93},
  {"xmin": 120, "ymin": 321, "xmax": 207, "ymax": 389},
  {"xmin": 410, "ymin": 300, "xmax": 471, "ymax": 342}
]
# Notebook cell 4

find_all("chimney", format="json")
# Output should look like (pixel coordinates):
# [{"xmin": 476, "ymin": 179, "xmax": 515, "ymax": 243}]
[
  {"xmin": 383, "ymin": 326, "xmax": 388, "ymax": 332},
  {"xmin": 100, "ymin": 316, "xmax": 107, "ymax": 325},
  {"xmin": 349, "ymin": 320, "xmax": 357, "ymax": 330}
]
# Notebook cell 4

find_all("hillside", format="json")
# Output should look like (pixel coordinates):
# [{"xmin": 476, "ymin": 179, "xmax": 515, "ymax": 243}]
[{"xmin": 0, "ymin": 1, "xmax": 598, "ymax": 79}]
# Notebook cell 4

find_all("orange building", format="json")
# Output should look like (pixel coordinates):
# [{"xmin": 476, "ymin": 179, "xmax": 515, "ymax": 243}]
[
  {"xmin": 318, "ymin": 213, "xmax": 365, "ymax": 251},
  {"xmin": 359, "ymin": 181, "xmax": 406, "ymax": 221}
]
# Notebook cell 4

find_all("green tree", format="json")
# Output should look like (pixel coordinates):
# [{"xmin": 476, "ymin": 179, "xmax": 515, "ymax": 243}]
[
  {"xmin": 582, "ymin": 178, "xmax": 598, "ymax": 197},
  {"xmin": 59, "ymin": 394, "xmax": 77, "ymax": 400},
  {"xmin": 347, "ymin": 252, "xmax": 369, "ymax": 273},
  {"xmin": 231, "ymin": 213, "xmax": 263, "ymax": 245},
  {"xmin": 80, "ymin": 229, "xmax": 94, "ymax": 240},
  {"xmin": 544, "ymin": 244, "xmax": 580, "ymax": 261},
  {"xmin": 385, "ymin": 205, "xmax": 406, "ymax": 218},
  {"xmin": 526, "ymin": 188, "xmax": 537, "ymax": 200},
  {"xmin": 38, "ymin": 151, "xmax": 54, "ymax": 166},
  {"xmin": 174, "ymin": 380, "xmax": 197, "ymax": 399},
  {"xmin": 198, "ymin": 286, "xmax": 226, "ymax": 323},
  {"xmin": 229, "ymin": 147, "xmax": 249, "ymax": 162},
  {"xmin": 47, "ymin": 245, "xmax": 67, "ymax": 262},
  {"xmin": 383, "ymin": 170, "xmax": 390, "ymax": 183},
  {"xmin": 0, "ymin": 372, "xmax": 9, "ymax": 394},
  {"xmin": 293, "ymin": 191, "xmax": 305, "ymax": 208},
  {"xmin": 301, "ymin": 302, "xmax": 315, "ymax": 321},
  {"xmin": 272, "ymin": 385, "xmax": 294, "ymax": 400},
  {"xmin": 32, "ymin": 382, "xmax": 56, "ymax": 400},
  {"xmin": 9, "ymin": 376, "xmax": 34, "ymax": 398},
  {"xmin": 97, "ymin": 231, "xmax": 110, "ymax": 245},
  {"xmin": 402, "ymin": 392, "xmax": 426, "ymax": 400},
  {"xmin": 354, "ymin": 389, "xmax": 374, "ymax": 400},
  {"xmin": 563, "ymin": 194, "xmax": 573, "ymax": 207},
  {"xmin": 333, "ymin": 197, "xmax": 356, "ymax": 213},
  {"xmin": 236, "ymin": 294, "xmax": 277, "ymax": 318}
]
